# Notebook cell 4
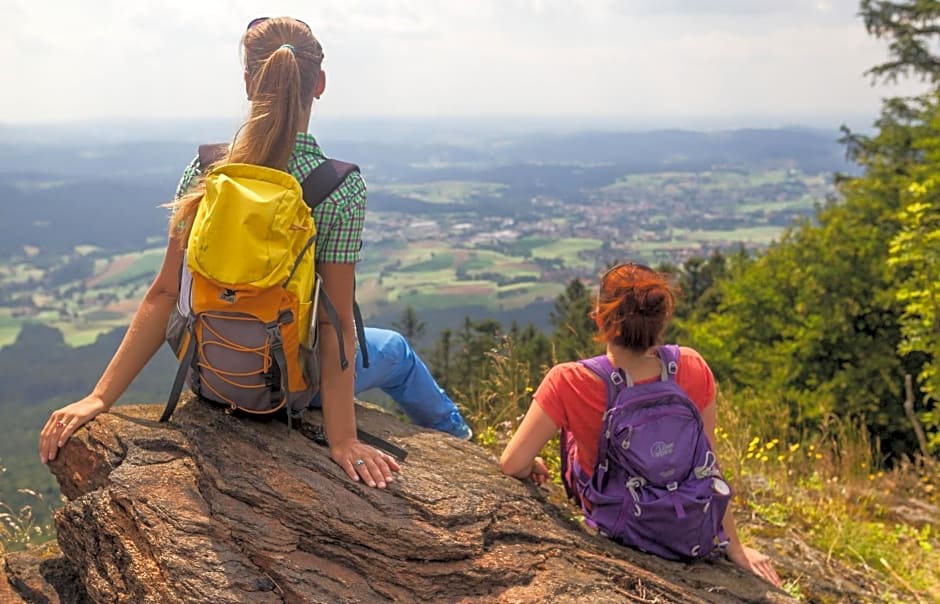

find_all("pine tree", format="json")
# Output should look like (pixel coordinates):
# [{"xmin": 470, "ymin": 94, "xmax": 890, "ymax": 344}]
[
  {"xmin": 392, "ymin": 306, "xmax": 426, "ymax": 343},
  {"xmin": 861, "ymin": 0, "xmax": 940, "ymax": 83},
  {"xmin": 430, "ymin": 328, "xmax": 454, "ymax": 391},
  {"xmin": 549, "ymin": 278, "xmax": 599, "ymax": 362}
]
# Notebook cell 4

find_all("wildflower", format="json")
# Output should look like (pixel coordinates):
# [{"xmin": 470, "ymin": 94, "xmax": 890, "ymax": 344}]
[
  {"xmin": 777, "ymin": 455, "xmax": 785, "ymax": 462},
  {"xmin": 789, "ymin": 443, "xmax": 800, "ymax": 453},
  {"xmin": 760, "ymin": 455, "xmax": 769, "ymax": 462},
  {"xmin": 747, "ymin": 437, "xmax": 760, "ymax": 451}
]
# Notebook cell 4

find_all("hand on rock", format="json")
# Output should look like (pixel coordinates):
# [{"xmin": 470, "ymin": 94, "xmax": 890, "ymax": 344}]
[
  {"xmin": 727, "ymin": 544, "xmax": 781, "ymax": 587},
  {"xmin": 331, "ymin": 439, "xmax": 401, "ymax": 488},
  {"xmin": 40, "ymin": 396, "xmax": 107, "ymax": 464},
  {"xmin": 529, "ymin": 456, "xmax": 550, "ymax": 485}
]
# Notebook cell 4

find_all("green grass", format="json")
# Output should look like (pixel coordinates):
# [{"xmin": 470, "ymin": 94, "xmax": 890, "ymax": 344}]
[
  {"xmin": 529, "ymin": 238, "xmax": 603, "ymax": 269},
  {"xmin": 378, "ymin": 267, "xmax": 456, "ymax": 290},
  {"xmin": 55, "ymin": 320, "xmax": 127, "ymax": 347},
  {"xmin": 691, "ymin": 226, "xmax": 786, "ymax": 244},
  {"xmin": 604, "ymin": 169, "xmax": 796, "ymax": 192},
  {"xmin": 460, "ymin": 249, "xmax": 515, "ymax": 271},
  {"xmin": 96, "ymin": 248, "xmax": 163, "ymax": 287},
  {"xmin": 494, "ymin": 282, "xmax": 565, "ymax": 309},
  {"xmin": 395, "ymin": 290, "xmax": 493, "ymax": 310},
  {"xmin": 0, "ymin": 311, "xmax": 21, "ymax": 347},
  {"xmin": 500, "ymin": 236, "xmax": 556, "ymax": 257},
  {"xmin": 399, "ymin": 252, "xmax": 455, "ymax": 273},
  {"xmin": 736, "ymin": 195, "xmax": 816, "ymax": 214},
  {"xmin": 377, "ymin": 181, "xmax": 507, "ymax": 204},
  {"xmin": 0, "ymin": 264, "xmax": 44, "ymax": 286}
]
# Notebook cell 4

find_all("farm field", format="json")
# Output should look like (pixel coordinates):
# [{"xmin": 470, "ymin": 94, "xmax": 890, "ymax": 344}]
[{"xmin": 0, "ymin": 166, "xmax": 832, "ymax": 348}]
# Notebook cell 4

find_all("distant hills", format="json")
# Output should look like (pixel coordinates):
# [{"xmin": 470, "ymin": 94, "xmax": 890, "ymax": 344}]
[{"xmin": 0, "ymin": 125, "xmax": 851, "ymax": 256}]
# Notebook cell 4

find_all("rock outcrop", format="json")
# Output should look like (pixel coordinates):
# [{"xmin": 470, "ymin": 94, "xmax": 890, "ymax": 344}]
[{"xmin": 2, "ymin": 397, "xmax": 794, "ymax": 603}]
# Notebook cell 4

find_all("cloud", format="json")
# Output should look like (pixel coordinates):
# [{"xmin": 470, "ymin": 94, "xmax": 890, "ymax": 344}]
[{"xmin": 0, "ymin": 0, "xmax": 922, "ymax": 126}]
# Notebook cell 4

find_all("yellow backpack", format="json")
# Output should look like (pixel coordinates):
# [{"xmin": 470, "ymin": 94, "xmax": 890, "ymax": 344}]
[{"xmin": 161, "ymin": 150, "xmax": 363, "ymax": 428}]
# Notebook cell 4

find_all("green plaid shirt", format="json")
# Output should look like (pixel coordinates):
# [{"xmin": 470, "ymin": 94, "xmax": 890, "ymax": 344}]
[{"xmin": 175, "ymin": 132, "xmax": 366, "ymax": 264}]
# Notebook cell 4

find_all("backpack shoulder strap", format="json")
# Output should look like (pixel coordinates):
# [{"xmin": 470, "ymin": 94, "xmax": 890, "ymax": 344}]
[
  {"xmin": 654, "ymin": 345, "xmax": 681, "ymax": 382},
  {"xmin": 299, "ymin": 159, "xmax": 368, "ymax": 367},
  {"xmin": 300, "ymin": 159, "xmax": 360, "ymax": 210},
  {"xmin": 197, "ymin": 143, "xmax": 228, "ymax": 170},
  {"xmin": 579, "ymin": 355, "xmax": 628, "ymax": 409}
]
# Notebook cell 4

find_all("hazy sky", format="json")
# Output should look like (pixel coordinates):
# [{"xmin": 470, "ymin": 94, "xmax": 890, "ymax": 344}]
[{"xmin": 0, "ymin": 0, "xmax": 925, "ymax": 128}]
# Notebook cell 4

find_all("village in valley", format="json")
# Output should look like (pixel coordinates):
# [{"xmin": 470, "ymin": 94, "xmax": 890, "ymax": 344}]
[{"xmin": 0, "ymin": 163, "xmax": 833, "ymax": 347}]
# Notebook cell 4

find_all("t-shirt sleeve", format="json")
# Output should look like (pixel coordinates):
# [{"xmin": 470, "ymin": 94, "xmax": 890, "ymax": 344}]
[
  {"xmin": 533, "ymin": 362, "xmax": 606, "ymax": 430},
  {"xmin": 676, "ymin": 346, "xmax": 716, "ymax": 411},
  {"xmin": 314, "ymin": 170, "xmax": 367, "ymax": 264},
  {"xmin": 533, "ymin": 364, "xmax": 570, "ymax": 429}
]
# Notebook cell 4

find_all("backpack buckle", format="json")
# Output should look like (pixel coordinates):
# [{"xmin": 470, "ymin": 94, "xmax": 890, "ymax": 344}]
[
  {"xmin": 609, "ymin": 371, "xmax": 624, "ymax": 386},
  {"xmin": 667, "ymin": 361, "xmax": 678, "ymax": 375}
]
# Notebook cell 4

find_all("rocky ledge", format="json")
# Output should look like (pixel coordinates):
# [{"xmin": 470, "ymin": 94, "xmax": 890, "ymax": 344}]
[{"xmin": 2, "ymin": 397, "xmax": 793, "ymax": 603}]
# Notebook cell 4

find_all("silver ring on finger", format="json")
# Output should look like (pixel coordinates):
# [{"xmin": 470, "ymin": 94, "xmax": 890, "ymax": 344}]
[
  {"xmin": 354, "ymin": 459, "xmax": 365, "ymax": 467},
  {"xmin": 56, "ymin": 420, "xmax": 67, "ymax": 428}
]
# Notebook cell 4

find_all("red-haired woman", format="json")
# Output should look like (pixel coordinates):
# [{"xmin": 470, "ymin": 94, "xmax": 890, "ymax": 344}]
[
  {"xmin": 39, "ymin": 17, "xmax": 399, "ymax": 489},
  {"xmin": 499, "ymin": 263, "xmax": 780, "ymax": 586}
]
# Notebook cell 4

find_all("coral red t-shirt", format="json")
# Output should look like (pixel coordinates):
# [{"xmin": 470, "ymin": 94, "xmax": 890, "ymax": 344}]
[{"xmin": 535, "ymin": 347, "xmax": 715, "ymax": 478}]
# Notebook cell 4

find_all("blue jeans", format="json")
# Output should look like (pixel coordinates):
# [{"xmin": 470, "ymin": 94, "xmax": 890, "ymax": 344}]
[{"xmin": 311, "ymin": 327, "xmax": 463, "ymax": 432}]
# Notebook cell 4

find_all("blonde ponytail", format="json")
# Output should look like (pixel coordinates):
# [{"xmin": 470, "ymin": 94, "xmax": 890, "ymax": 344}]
[{"xmin": 168, "ymin": 17, "xmax": 323, "ymax": 245}]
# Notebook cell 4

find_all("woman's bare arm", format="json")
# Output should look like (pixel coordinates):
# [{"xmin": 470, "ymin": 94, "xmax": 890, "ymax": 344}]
[
  {"xmin": 316, "ymin": 262, "xmax": 399, "ymax": 488},
  {"xmin": 39, "ymin": 237, "xmax": 184, "ymax": 463}
]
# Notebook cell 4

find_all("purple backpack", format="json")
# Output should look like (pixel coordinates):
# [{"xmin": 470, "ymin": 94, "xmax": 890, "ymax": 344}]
[{"xmin": 572, "ymin": 345, "xmax": 731, "ymax": 561}]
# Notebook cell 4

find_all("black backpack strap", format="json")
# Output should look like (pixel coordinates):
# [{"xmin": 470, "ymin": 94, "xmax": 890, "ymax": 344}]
[
  {"xmin": 197, "ymin": 143, "xmax": 229, "ymax": 170},
  {"xmin": 299, "ymin": 159, "xmax": 367, "ymax": 371},
  {"xmin": 356, "ymin": 428, "xmax": 407, "ymax": 460},
  {"xmin": 317, "ymin": 285, "xmax": 350, "ymax": 371},
  {"xmin": 305, "ymin": 423, "xmax": 408, "ymax": 461},
  {"xmin": 301, "ymin": 159, "xmax": 360, "ymax": 210},
  {"xmin": 353, "ymin": 303, "xmax": 369, "ymax": 369},
  {"xmin": 161, "ymin": 327, "xmax": 197, "ymax": 423}
]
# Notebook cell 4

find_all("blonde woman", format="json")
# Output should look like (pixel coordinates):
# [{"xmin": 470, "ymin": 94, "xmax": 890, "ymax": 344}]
[{"xmin": 39, "ymin": 16, "xmax": 399, "ymax": 489}]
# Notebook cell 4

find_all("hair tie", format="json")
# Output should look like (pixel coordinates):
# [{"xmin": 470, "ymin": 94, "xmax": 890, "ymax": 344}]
[{"xmin": 279, "ymin": 44, "xmax": 295, "ymax": 54}]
